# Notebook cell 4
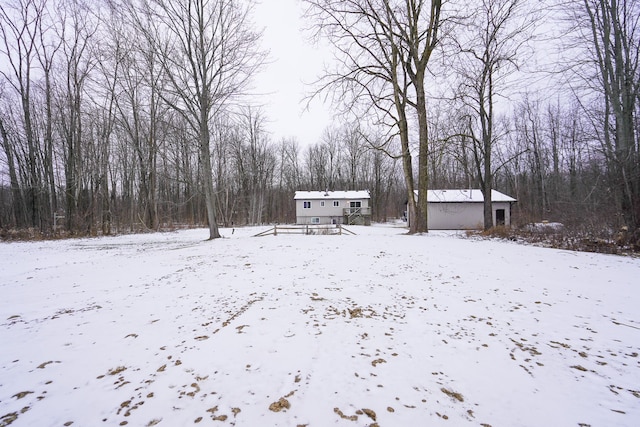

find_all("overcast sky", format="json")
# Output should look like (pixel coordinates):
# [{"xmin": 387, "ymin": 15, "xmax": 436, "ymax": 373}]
[{"xmin": 252, "ymin": 0, "xmax": 332, "ymax": 148}]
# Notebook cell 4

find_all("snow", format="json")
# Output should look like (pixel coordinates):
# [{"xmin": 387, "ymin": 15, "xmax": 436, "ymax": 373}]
[
  {"xmin": 425, "ymin": 189, "xmax": 517, "ymax": 203},
  {"xmin": 294, "ymin": 191, "xmax": 370, "ymax": 200},
  {"xmin": 1, "ymin": 224, "xmax": 639, "ymax": 427},
  {"xmin": 524, "ymin": 222, "xmax": 566, "ymax": 232}
]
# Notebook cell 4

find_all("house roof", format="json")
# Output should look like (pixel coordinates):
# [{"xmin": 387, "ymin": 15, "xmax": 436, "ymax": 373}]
[
  {"xmin": 420, "ymin": 189, "xmax": 516, "ymax": 203},
  {"xmin": 294, "ymin": 190, "xmax": 370, "ymax": 200}
]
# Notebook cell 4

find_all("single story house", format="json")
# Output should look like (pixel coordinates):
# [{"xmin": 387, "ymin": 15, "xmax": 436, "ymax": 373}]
[
  {"xmin": 294, "ymin": 190, "xmax": 371, "ymax": 225},
  {"xmin": 407, "ymin": 189, "xmax": 516, "ymax": 230}
]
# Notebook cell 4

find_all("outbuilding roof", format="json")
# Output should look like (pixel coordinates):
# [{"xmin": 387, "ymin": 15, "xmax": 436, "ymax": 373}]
[
  {"xmin": 294, "ymin": 190, "xmax": 370, "ymax": 200},
  {"xmin": 425, "ymin": 189, "xmax": 516, "ymax": 203}
]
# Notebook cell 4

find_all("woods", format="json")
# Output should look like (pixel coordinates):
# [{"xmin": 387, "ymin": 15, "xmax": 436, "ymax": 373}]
[{"xmin": 0, "ymin": 0, "xmax": 638, "ymax": 239}]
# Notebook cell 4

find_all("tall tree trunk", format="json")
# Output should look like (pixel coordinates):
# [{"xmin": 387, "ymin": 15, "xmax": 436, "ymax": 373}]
[
  {"xmin": 415, "ymin": 77, "xmax": 429, "ymax": 233},
  {"xmin": 200, "ymin": 111, "xmax": 220, "ymax": 239},
  {"xmin": 0, "ymin": 118, "xmax": 27, "ymax": 227}
]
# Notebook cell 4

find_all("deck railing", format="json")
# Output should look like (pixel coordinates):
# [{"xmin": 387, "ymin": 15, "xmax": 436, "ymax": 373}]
[{"xmin": 343, "ymin": 207, "xmax": 372, "ymax": 216}]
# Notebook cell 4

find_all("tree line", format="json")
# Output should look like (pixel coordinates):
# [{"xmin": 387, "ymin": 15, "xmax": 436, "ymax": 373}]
[{"xmin": 0, "ymin": 0, "xmax": 638, "ymax": 238}]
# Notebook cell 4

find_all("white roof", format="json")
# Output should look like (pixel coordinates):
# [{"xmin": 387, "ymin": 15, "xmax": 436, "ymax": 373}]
[
  {"xmin": 422, "ymin": 189, "xmax": 516, "ymax": 203},
  {"xmin": 294, "ymin": 190, "xmax": 370, "ymax": 200}
]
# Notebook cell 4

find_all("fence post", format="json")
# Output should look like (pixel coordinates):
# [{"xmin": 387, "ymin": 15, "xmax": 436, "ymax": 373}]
[
  {"xmin": 53, "ymin": 213, "xmax": 65, "ymax": 232},
  {"xmin": 274, "ymin": 224, "xmax": 278, "ymax": 236}
]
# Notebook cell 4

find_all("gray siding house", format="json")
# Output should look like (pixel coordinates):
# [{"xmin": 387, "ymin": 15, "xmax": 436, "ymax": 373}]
[
  {"xmin": 408, "ymin": 189, "xmax": 516, "ymax": 230},
  {"xmin": 294, "ymin": 190, "xmax": 371, "ymax": 225}
]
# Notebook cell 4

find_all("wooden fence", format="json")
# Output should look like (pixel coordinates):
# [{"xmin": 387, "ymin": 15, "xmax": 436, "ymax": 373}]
[{"xmin": 253, "ymin": 224, "xmax": 356, "ymax": 237}]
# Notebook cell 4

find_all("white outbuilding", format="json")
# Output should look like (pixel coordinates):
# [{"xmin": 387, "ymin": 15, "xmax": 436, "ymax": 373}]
[
  {"xmin": 294, "ymin": 190, "xmax": 371, "ymax": 225},
  {"xmin": 407, "ymin": 189, "xmax": 517, "ymax": 230}
]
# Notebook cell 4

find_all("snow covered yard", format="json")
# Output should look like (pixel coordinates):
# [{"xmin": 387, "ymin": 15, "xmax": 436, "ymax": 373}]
[{"xmin": 1, "ymin": 225, "xmax": 639, "ymax": 427}]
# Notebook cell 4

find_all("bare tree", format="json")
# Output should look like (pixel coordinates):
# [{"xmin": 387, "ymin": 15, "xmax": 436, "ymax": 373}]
[
  {"xmin": 583, "ymin": 0, "xmax": 640, "ymax": 229},
  {"xmin": 342, "ymin": 123, "xmax": 366, "ymax": 190},
  {"xmin": 210, "ymin": 114, "xmax": 235, "ymax": 226},
  {"xmin": 450, "ymin": 0, "xmax": 536, "ymax": 230},
  {"xmin": 303, "ymin": 0, "xmax": 444, "ymax": 233},
  {"xmin": 130, "ymin": 0, "xmax": 265, "ymax": 239},
  {"xmin": 90, "ymin": 5, "xmax": 129, "ymax": 235},
  {"xmin": 274, "ymin": 137, "xmax": 302, "ymax": 223},
  {"xmin": 389, "ymin": 0, "xmax": 443, "ymax": 232},
  {"xmin": 0, "ymin": 108, "xmax": 27, "ymax": 227},
  {"xmin": 364, "ymin": 131, "xmax": 401, "ymax": 221},
  {"xmin": 55, "ymin": 0, "xmax": 98, "ymax": 233},
  {"xmin": 304, "ymin": 142, "xmax": 329, "ymax": 190},
  {"xmin": 562, "ymin": 0, "xmax": 640, "ymax": 229},
  {"xmin": 107, "ymin": 16, "xmax": 167, "ymax": 231},
  {"xmin": 34, "ymin": 0, "xmax": 62, "ymax": 224},
  {"xmin": 0, "ymin": 0, "xmax": 48, "ymax": 229},
  {"xmin": 229, "ymin": 107, "xmax": 275, "ymax": 225},
  {"xmin": 320, "ymin": 126, "xmax": 343, "ymax": 189}
]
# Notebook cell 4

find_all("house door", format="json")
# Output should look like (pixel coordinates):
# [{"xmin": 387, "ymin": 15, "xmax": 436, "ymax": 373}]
[{"xmin": 496, "ymin": 209, "xmax": 506, "ymax": 226}]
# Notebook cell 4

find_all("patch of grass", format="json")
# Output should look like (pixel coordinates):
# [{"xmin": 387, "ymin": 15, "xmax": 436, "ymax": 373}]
[
  {"xmin": 108, "ymin": 366, "xmax": 127, "ymax": 376},
  {"xmin": 310, "ymin": 293, "xmax": 325, "ymax": 301},
  {"xmin": 468, "ymin": 224, "xmax": 640, "ymax": 255},
  {"xmin": 371, "ymin": 358, "xmax": 386, "ymax": 367},
  {"xmin": 12, "ymin": 391, "xmax": 33, "ymax": 400},
  {"xmin": 333, "ymin": 407, "xmax": 357, "ymax": 421},
  {"xmin": 360, "ymin": 408, "xmax": 376, "ymax": 421},
  {"xmin": 348, "ymin": 307, "xmax": 363, "ymax": 318},
  {"xmin": 36, "ymin": 361, "xmax": 55, "ymax": 369},
  {"xmin": 269, "ymin": 398, "xmax": 290, "ymax": 412},
  {"xmin": 479, "ymin": 225, "xmax": 513, "ymax": 239},
  {"xmin": 1, "ymin": 411, "xmax": 19, "ymax": 426},
  {"xmin": 441, "ymin": 387, "xmax": 464, "ymax": 402}
]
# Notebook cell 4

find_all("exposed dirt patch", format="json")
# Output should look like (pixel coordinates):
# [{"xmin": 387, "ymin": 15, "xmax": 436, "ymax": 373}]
[
  {"xmin": 334, "ymin": 407, "xmax": 357, "ymax": 421},
  {"xmin": 108, "ymin": 366, "xmax": 127, "ymax": 376},
  {"xmin": 269, "ymin": 397, "xmax": 291, "ymax": 412},
  {"xmin": 12, "ymin": 391, "xmax": 33, "ymax": 400},
  {"xmin": 360, "ymin": 408, "xmax": 376, "ymax": 421},
  {"xmin": 221, "ymin": 296, "xmax": 264, "ymax": 327},
  {"xmin": 371, "ymin": 358, "xmax": 386, "ymax": 367},
  {"xmin": 441, "ymin": 387, "xmax": 464, "ymax": 402},
  {"xmin": 205, "ymin": 406, "xmax": 228, "ymax": 421},
  {"xmin": 36, "ymin": 361, "xmax": 60, "ymax": 369}
]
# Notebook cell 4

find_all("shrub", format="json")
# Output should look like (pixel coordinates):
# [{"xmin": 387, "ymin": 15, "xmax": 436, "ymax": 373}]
[{"xmin": 468, "ymin": 224, "xmax": 638, "ymax": 255}]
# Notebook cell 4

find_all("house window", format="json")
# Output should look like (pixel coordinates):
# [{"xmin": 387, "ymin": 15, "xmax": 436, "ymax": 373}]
[
  {"xmin": 311, "ymin": 217, "xmax": 320, "ymax": 224},
  {"xmin": 321, "ymin": 201, "xmax": 325, "ymax": 207},
  {"xmin": 350, "ymin": 201, "xmax": 362, "ymax": 208},
  {"xmin": 333, "ymin": 201, "xmax": 339, "ymax": 207},
  {"xmin": 303, "ymin": 201, "xmax": 311, "ymax": 209}
]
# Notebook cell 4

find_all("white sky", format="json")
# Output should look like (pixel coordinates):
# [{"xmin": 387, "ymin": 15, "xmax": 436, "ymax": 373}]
[{"xmin": 251, "ymin": 0, "xmax": 333, "ymax": 147}]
